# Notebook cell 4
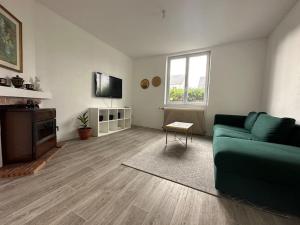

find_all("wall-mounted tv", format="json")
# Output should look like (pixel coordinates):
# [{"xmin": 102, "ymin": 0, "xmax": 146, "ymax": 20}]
[{"xmin": 94, "ymin": 72, "xmax": 122, "ymax": 98}]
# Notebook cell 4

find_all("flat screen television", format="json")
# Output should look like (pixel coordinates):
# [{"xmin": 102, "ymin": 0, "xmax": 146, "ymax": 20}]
[{"xmin": 94, "ymin": 72, "xmax": 122, "ymax": 98}]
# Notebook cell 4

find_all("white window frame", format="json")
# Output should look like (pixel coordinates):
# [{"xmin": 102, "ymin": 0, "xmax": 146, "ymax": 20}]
[{"xmin": 165, "ymin": 51, "xmax": 211, "ymax": 106}]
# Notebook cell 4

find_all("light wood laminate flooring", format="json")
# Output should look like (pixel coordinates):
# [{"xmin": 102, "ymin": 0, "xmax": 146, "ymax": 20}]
[{"xmin": 0, "ymin": 127, "xmax": 299, "ymax": 225}]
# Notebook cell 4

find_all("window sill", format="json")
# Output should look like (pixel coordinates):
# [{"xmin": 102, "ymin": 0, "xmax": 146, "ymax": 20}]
[{"xmin": 163, "ymin": 103, "xmax": 207, "ymax": 109}]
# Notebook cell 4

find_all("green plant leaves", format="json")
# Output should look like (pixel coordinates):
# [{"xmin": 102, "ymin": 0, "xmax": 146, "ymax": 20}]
[{"xmin": 78, "ymin": 111, "xmax": 89, "ymax": 128}]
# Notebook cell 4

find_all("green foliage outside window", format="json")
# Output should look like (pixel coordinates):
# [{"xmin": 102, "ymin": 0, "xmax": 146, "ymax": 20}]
[
  {"xmin": 169, "ymin": 87, "xmax": 204, "ymax": 102},
  {"xmin": 188, "ymin": 88, "xmax": 205, "ymax": 101}
]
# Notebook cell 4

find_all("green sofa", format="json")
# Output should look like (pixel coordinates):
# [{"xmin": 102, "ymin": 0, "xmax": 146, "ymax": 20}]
[{"xmin": 213, "ymin": 112, "xmax": 300, "ymax": 215}]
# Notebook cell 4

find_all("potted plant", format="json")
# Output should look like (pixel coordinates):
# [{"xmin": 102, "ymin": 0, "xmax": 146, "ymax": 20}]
[{"xmin": 77, "ymin": 111, "xmax": 92, "ymax": 140}]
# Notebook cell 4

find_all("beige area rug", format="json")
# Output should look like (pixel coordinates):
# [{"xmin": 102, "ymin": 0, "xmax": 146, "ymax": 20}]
[
  {"xmin": 122, "ymin": 135, "xmax": 296, "ymax": 218},
  {"xmin": 122, "ymin": 135, "xmax": 220, "ymax": 196}
]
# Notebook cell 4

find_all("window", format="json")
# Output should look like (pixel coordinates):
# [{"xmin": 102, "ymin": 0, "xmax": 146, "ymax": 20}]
[{"xmin": 165, "ymin": 51, "xmax": 210, "ymax": 105}]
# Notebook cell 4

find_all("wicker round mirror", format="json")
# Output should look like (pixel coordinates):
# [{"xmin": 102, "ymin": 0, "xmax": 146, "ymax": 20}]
[
  {"xmin": 140, "ymin": 79, "xmax": 150, "ymax": 89},
  {"xmin": 152, "ymin": 76, "xmax": 161, "ymax": 87}
]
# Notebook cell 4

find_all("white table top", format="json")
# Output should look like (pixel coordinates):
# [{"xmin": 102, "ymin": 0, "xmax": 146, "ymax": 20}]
[{"xmin": 165, "ymin": 122, "xmax": 194, "ymax": 130}]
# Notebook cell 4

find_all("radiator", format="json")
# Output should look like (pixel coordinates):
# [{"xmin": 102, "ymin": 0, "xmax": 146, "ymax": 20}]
[{"xmin": 162, "ymin": 107, "xmax": 206, "ymax": 135}]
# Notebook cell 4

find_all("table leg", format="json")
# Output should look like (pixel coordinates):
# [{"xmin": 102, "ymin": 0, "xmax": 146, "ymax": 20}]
[
  {"xmin": 166, "ymin": 128, "xmax": 168, "ymax": 145},
  {"xmin": 191, "ymin": 129, "xmax": 193, "ymax": 142},
  {"xmin": 185, "ymin": 130, "xmax": 188, "ymax": 148}
]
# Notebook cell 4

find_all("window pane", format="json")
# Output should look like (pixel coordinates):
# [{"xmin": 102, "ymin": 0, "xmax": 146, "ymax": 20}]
[
  {"xmin": 169, "ymin": 58, "xmax": 186, "ymax": 103},
  {"xmin": 187, "ymin": 55, "xmax": 208, "ymax": 103}
]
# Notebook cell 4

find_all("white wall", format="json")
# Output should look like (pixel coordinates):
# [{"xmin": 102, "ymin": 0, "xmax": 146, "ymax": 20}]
[
  {"xmin": 132, "ymin": 39, "xmax": 267, "ymax": 135},
  {"xmin": 132, "ymin": 56, "xmax": 166, "ymax": 129},
  {"xmin": 34, "ymin": 2, "xmax": 133, "ymax": 141},
  {"xmin": 262, "ymin": 1, "xmax": 300, "ymax": 123},
  {"xmin": 0, "ymin": 0, "xmax": 36, "ymax": 83},
  {"xmin": 0, "ymin": 0, "xmax": 133, "ymax": 142},
  {"xmin": 206, "ymin": 39, "xmax": 267, "ymax": 133}
]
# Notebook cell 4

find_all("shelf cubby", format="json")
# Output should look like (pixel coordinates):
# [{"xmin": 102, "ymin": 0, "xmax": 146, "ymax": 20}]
[
  {"xmin": 108, "ymin": 109, "xmax": 118, "ymax": 121},
  {"xmin": 99, "ymin": 109, "xmax": 108, "ymax": 122},
  {"xmin": 118, "ymin": 109, "xmax": 125, "ymax": 119},
  {"xmin": 125, "ymin": 118, "xmax": 131, "ymax": 129},
  {"xmin": 125, "ymin": 108, "xmax": 131, "ymax": 119},
  {"xmin": 99, "ymin": 121, "xmax": 109, "ymax": 133},
  {"xmin": 118, "ymin": 119, "xmax": 125, "ymax": 129}
]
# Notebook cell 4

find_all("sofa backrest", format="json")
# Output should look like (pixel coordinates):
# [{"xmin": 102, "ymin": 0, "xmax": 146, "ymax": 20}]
[
  {"xmin": 288, "ymin": 125, "xmax": 300, "ymax": 147},
  {"xmin": 251, "ymin": 114, "xmax": 296, "ymax": 144},
  {"xmin": 244, "ymin": 112, "xmax": 267, "ymax": 131}
]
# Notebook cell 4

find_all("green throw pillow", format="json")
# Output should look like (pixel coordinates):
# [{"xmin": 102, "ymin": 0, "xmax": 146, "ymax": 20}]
[
  {"xmin": 251, "ymin": 114, "xmax": 296, "ymax": 144},
  {"xmin": 244, "ymin": 112, "xmax": 259, "ymax": 130}
]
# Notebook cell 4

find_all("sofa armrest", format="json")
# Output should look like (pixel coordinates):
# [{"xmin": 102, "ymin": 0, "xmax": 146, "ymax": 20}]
[{"xmin": 214, "ymin": 114, "xmax": 246, "ymax": 128}]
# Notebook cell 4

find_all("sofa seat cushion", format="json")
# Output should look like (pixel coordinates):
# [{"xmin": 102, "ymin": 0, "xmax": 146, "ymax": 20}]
[
  {"xmin": 213, "ymin": 137, "xmax": 300, "ymax": 185},
  {"xmin": 214, "ymin": 124, "xmax": 249, "ymax": 133},
  {"xmin": 251, "ymin": 114, "xmax": 295, "ymax": 144},
  {"xmin": 214, "ymin": 127, "xmax": 252, "ymax": 140}
]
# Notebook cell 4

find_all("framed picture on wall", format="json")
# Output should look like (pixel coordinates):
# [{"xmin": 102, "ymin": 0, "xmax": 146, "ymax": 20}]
[{"xmin": 0, "ymin": 4, "xmax": 23, "ymax": 72}]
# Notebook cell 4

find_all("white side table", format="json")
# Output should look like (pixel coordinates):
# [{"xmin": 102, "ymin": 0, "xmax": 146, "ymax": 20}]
[{"xmin": 165, "ymin": 122, "xmax": 194, "ymax": 148}]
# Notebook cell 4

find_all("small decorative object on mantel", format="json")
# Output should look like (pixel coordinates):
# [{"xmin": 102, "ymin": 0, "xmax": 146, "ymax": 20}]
[
  {"xmin": 30, "ymin": 76, "xmax": 42, "ymax": 91},
  {"xmin": 0, "ymin": 77, "xmax": 10, "ymax": 86},
  {"xmin": 140, "ymin": 79, "xmax": 149, "ymax": 89},
  {"xmin": 77, "ymin": 111, "xmax": 92, "ymax": 140},
  {"xmin": 11, "ymin": 75, "xmax": 24, "ymax": 88},
  {"xmin": 152, "ymin": 76, "xmax": 161, "ymax": 87},
  {"xmin": 0, "ymin": 4, "xmax": 23, "ymax": 72},
  {"xmin": 25, "ymin": 83, "xmax": 34, "ymax": 90},
  {"xmin": 26, "ymin": 99, "xmax": 39, "ymax": 109}
]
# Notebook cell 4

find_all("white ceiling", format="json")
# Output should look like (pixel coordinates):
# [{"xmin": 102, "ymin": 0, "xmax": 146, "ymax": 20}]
[{"xmin": 38, "ymin": 0, "xmax": 297, "ymax": 58}]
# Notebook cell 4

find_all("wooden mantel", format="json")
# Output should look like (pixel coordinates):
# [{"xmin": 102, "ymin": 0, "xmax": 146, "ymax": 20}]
[{"xmin": 0, "ymin": 85, "xmax": 52, "ymax": 99}]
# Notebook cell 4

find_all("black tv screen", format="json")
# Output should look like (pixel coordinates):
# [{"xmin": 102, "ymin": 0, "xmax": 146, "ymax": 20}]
[{"xmin": 95, "ymin": 72, "xmax": 122, "ymax": 98}]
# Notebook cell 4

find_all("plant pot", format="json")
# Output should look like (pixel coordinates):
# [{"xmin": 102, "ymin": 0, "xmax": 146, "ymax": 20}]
[{"xmin": 78, "ymin": 127, "xmax": 92, "ymax": 140}]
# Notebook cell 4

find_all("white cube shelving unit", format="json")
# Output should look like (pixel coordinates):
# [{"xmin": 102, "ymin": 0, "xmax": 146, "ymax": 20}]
[{"xmin": 88, "ymin": 107, "xmax": 132, "ymax": 137}]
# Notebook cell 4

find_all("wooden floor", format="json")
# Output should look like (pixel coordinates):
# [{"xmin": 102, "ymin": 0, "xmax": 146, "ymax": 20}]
[{"xmin": 0, "ymin": 127, "xmax": 299, "ymax": 225}]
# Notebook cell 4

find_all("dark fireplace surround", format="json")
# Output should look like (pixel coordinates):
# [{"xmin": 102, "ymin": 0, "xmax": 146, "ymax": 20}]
[{"xmin": 0, "ymin": 98, "xmax": 57, "ymax": 165}]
